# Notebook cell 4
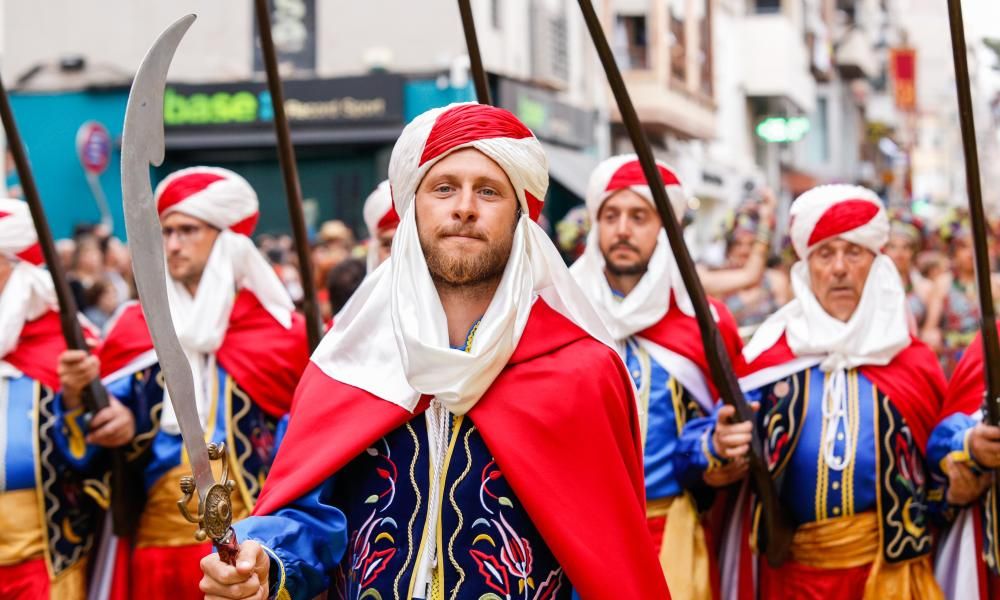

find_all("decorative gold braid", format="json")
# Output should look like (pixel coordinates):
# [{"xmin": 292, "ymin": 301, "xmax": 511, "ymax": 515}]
[
  {"xmin": 395, "ymin": 423, "xmax": 422, "ymax": 599},
  {"xmin": 447, "ymin": 425, "xmax": 475, "ymax": 600}
]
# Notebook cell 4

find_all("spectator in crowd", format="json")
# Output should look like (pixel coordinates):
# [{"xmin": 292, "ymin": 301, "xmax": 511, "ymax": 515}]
[
  {"xmin": 67, "ymin": 233, "xmax": 107, "ymax": 312},
  {"xmin": 312, "ymin": 220, "xmax": 355, "ymax": 320},
  {"xmin": 718, "ymin": 193, "xmax": 791, "ymax": 334},
  {"xmin": 326, "ymin": 257, "xmax": 366, "ymax": 318},
  {"xmin": 884, "ymin": 211, "xmax": 944, "ymax": 338}
]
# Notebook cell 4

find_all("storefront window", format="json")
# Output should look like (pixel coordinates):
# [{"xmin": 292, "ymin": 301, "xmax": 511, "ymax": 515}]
[{"xmin": 753, "ymin": 0, "xmax": 782, "ymax": 14}]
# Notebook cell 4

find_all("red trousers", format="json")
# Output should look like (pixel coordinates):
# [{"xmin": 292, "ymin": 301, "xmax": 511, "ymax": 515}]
[
  {"xmin": 126, "ymin": 543, "xmax": 213, "ymax": 600},
  {"xmin": 759, "ymin": 558, "xmax": 872, "ymax": 600},
  {"xmin": 0, "ymin": 558, "xmax": 49, "ymax": 598}
]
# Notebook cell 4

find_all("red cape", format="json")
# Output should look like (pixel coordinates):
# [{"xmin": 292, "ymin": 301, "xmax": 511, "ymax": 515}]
[
  {"xmin": 254, "ymin": 299, "xmax": 671, "ymax": 599},
  {"xmin": 637, "ymin": 295, "xmax": 746, "ymax": 400},
  {"xmin": 941, "ymin": 321, "xmax": 1000, "ymax": 419},
  {"xmin": 742, "ymin": 334, "xmax": 945, "ymax": 451},
  {"xmin": 3, "ymin": 310, "xmax": 77, "ymax": 390},
  {"xmin": 98, "ymin": 290, "xmax": 309, "ymax": 417}
]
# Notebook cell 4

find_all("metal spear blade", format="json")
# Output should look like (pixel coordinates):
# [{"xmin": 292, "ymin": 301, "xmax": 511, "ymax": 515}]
[{"xmin": 120, "ymin": 14, "xmax": 215, "ymax": 499}]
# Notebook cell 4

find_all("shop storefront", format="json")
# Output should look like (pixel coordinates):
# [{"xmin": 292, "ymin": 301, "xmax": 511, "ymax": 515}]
[{"xmin": 160, "ymin": 73, "xmax": 407, "ymax": 236}]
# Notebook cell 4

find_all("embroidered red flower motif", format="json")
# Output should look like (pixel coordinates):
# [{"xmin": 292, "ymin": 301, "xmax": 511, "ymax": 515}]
[
  {"xmin": 469, "ymin": 548, "xmax": 511, "ymax": 595},
  {"xmin": 360, "ymin": 547, "xmax": 396, "ymax": 587}
]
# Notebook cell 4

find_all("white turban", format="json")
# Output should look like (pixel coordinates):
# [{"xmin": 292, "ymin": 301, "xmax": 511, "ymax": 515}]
[
  {"xmin": 788, "ymin": 184, "xmax": 889, "ymax": 258},
  {"xmin": 570, "ymin": 154, "xmax": 694, "ymax": 341},
  {"xmin": 362, "ymin": 180, "xmax": 398, "ymax": 273},
  {"xmin": 0, "ymin": 199, "xmax": 56, "ymax": 361},
  {"xmin": 744, "ymin": 184, "xmax": 909, "ymax": 371},
  {"xmin": 312, "ymin": 102, "xmax": 614, "ymax": 415},
  {"xmin": 152, "ymin": 167, "xmax": 294, "ymax": 434}
]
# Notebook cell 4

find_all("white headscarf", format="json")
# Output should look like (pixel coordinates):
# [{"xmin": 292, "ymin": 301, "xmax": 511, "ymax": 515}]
[
  {"xmin": 362, "ymin": 180, "xmax": 397, "ymax": 274},
  {"xmin": 570, "ymin": 153, "xmax": 693, "ymax": 341},
  {"xmin": 742, "ymin": 185, "xmax": 909, "ymax": 473},
  {"xmin": 153, "ymin": 167, "xmax": 294, "ymax": 433},
  {"xmin": 0, "ymin": 199, "xmax": 57, "ymax": 365}
]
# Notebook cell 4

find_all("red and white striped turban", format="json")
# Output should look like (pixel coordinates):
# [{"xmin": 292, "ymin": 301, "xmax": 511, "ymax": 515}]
[
  {"xmin": 362, "ymin": 180, "xmax": 398, "ymax": 274},
  {"xmin": 789, "ymin": 184, "xmax": 888, "ymax": 258},
  {"xmin": 388, "ymin": 103, "xmax": 548, "ymax": 221},
  {"xmin": 363, "ymin": 180, "xmax": 398, "ymax": 237},
  {"xmin": 584, "ymin": 153, "xmax": 688, "ymax": 220},
  {"xmin": 0, "ymin": 199, "xmax": 56, "ymax": 359},
  {"xmin": 571, "ymin": 155, "xmax": 695, "ymax": 341},
  {"xmin": 154, "ymin": 166, "xmax": 259, "ymax": 236},
  {"xmin": 0, "ymin": 198, "xmax": 43, "ymax": 264},
  {"xmin": 314, "ymin": 102, "xmax": 613, "ymax": 417}
]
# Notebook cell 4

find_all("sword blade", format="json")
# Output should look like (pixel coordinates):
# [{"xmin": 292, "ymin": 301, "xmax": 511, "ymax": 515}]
[{"xmin": 120, "ymin": 14, "xmax": 215, "ymax": 498}]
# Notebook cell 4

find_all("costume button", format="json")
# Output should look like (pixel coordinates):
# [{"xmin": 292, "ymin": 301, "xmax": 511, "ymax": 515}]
[
  {"xmin": 632, "ymin": 370, "xmax": 641, "ymax": 378},
  {"xmin": 837, "ymin": 432, "xmax": 845, "ymax": 441},
  {"xmin": 832, "ymin": 481, "xmax": 840, "ymax": 490},
  {"xmin": 833, "ymin": 506, "xmax": 841, "ymax": 515}
]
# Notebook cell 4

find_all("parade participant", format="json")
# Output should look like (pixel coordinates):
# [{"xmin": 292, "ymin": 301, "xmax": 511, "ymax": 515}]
[
  {"xmin": 0, "ymin": 198, "xmax": 133, "ymax": 599},
  {"xmin": 94, "ymin": 167, "xmax": 309, "ymax": 599},
  {"xmin": 925, "ymin": 325, "xmax": 1000, "ymax": 600},
  {"xmin": 684, "ymin": 185, "xmax": 945, "ymax": 599},
  {"xmin": 570, "ymin": 153, "xmax": 744, "ymax": 600},
  {"xmin": 199, "ymin": 103, "xmax": 670, "ymax": 599},
  {"xmin": 362, "ymin": 179, "xmax": 398, "ymax": 273},
  {"xmin": 720, "ymin": 195, "xmax": 791, "ymax": 333}
]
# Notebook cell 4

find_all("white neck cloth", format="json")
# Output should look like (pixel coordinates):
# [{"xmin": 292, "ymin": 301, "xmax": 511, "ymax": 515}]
[
  {"xmin": 0, "ymin": 261, "xmax": 57, "ymax": 359},
  {"xmin": 159, "ymin": 230, "xmax": 294, "ymax": 434}
]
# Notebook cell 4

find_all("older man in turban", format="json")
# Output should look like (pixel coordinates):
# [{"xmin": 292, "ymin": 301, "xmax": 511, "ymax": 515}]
[
  {"xmin": 199, "ymin": 103, "xmax": 670, "ymax": 600},
  {"xmin": 683, "ymin": 185, "xmax": 945, "ymax": 599},
  {"xmin": 65, "ymin": 167, "xmax": 309, "ymax": 599}
]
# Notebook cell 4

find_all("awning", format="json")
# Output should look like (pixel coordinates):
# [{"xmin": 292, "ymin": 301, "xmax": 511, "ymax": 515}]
[
  {"xmin": 164, "ymin": 125, "xmax": 404, "ymax": 151},
  {"xmin": 542, "ymin": 142, "xmax": 600, "ymax": 201}
]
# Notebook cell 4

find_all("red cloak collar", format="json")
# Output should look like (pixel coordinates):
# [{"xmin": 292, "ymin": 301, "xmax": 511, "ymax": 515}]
[
  {"xmin": 636, "ymin": 294, "xmax": 746, "ymax": 399},
  {"xmin": 253, "ymin": 299, "xmax": 671, "ymax": 599},
  {"xmin": 741, "ymin": 333, "xmax": 945, "ymax": 451},
  {"xmin": 3, "ymin": 310, "xmax": 75, "ymax": 390},
  {"xmin": 97, "ymin": 290, "xmax": 308, "ymax": 417},
  {"xmin": 941, "ymin": 321, "xmax": 1000, "ymax": 420}
]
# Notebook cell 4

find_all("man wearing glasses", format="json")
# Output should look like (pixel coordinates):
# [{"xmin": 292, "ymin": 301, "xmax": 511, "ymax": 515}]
[{"xmin": 60, "ymin": 167, "xmax": 310, "ymax": 599}]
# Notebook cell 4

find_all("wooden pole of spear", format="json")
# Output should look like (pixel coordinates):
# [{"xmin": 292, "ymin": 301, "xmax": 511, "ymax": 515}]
[
  {"xmin": 457, "ymin": 0, "xmax": 492, "ymax": 105},
  {"xmin": 253, "ymin": 0, "xmax": 322, "ymax": 352},
  {"xmin": 0, "ymin": 75, "xmax": 135, "ymax": 536},
  {"xmin": 946, "ymin": 0, "xmax": 1000, "ymax": 435},
  {"xmin": 574, "ymin": 0, "xmax": 794, "ymax": 565}
]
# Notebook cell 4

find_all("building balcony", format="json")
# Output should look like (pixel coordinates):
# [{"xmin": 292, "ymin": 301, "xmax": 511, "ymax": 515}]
[
  {"xmin": 739, "ymin": 13, "xmax": 816, "ymax": 113},
  {"xmin": 610, "ymin": 70, "xmax": 717, "ymax": 140},
  {"xmin": 834, "ymin": 27, "xmax": 879, "ymax": 80}
]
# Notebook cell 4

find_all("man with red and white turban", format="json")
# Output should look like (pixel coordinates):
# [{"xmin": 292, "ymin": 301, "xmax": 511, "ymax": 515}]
[
  {"xmin": 685, "ymin": 185, "xmax": 945, "ymax": 599},
  {"xmin": 0, "ymin": 199, "xmax": 132, "ymax": 599},
  {"xmin": 362, "ymin": 179, "xmax": 398, "ymax": 273},
  {"xmin": 571, "ymin": 154, "xmax": 745, "ymax": 600},
  {"xmin": 200, "ymin": 103, "xmax": 670, "ymax": 599},
  {"xmin": 80, "ymin": 167, "xmax": 309, "ymax": 599}
]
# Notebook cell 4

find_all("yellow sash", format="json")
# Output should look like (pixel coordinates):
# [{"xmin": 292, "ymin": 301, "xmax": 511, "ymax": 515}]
[
  {"xmin": 648, "ymin": 494, "xmax": 713, "ymax": 600},
  {"xmin": 0, "ymin": 488, "xmax": 45, "ymax": 565},
  {"xmin": 790, "ymin": 512, "xmax": 942, "ymax": 600},
  {"xmin": 136, "ymin": 463, "xmax": 249, "ymax": 548}
]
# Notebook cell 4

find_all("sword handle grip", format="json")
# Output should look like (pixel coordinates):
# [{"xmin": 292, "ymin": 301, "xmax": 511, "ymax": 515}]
[{"xmin": 217, "ymin": 527, "xmax": 239, "ymax": 566}]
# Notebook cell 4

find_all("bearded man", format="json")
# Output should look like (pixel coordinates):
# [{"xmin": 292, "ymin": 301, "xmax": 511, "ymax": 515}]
[{"xmin": 199, "ymin": 103, "xmax": 670, "ymax": 599}]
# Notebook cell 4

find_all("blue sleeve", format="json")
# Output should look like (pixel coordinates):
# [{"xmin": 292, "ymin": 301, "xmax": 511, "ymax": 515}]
[
  {"xmin": 104, "ymin": 373, "xmax": 157, "ymax": 446},
  {"xmin": 926, "ymin": 412, "xmax": 980, "ymax": 518},
  {"xmin": 50, "ymin": 394, "xmax": 101, "ymax": 470},
  {"xmin": 927, "ymin": 413, "xmax": 979, "ymax": 476},
  {"xmin": 231, "ymin": 477, "xmax": 348, "ymax": 600},
  {"xmin": 675, "ymin": 403, "xmax": 727, "ymax": 490}
]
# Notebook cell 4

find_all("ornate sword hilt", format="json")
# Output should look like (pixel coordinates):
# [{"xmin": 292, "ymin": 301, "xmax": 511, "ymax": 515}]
[{"xmin": 178, "ymin": 442, "xmax": 240, "ymax": 565}]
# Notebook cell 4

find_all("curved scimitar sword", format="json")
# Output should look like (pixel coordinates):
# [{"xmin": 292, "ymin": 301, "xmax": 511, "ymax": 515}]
[{"xmin": 121, "ymin": 14, "xmax": 240, "ymax": 564}]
